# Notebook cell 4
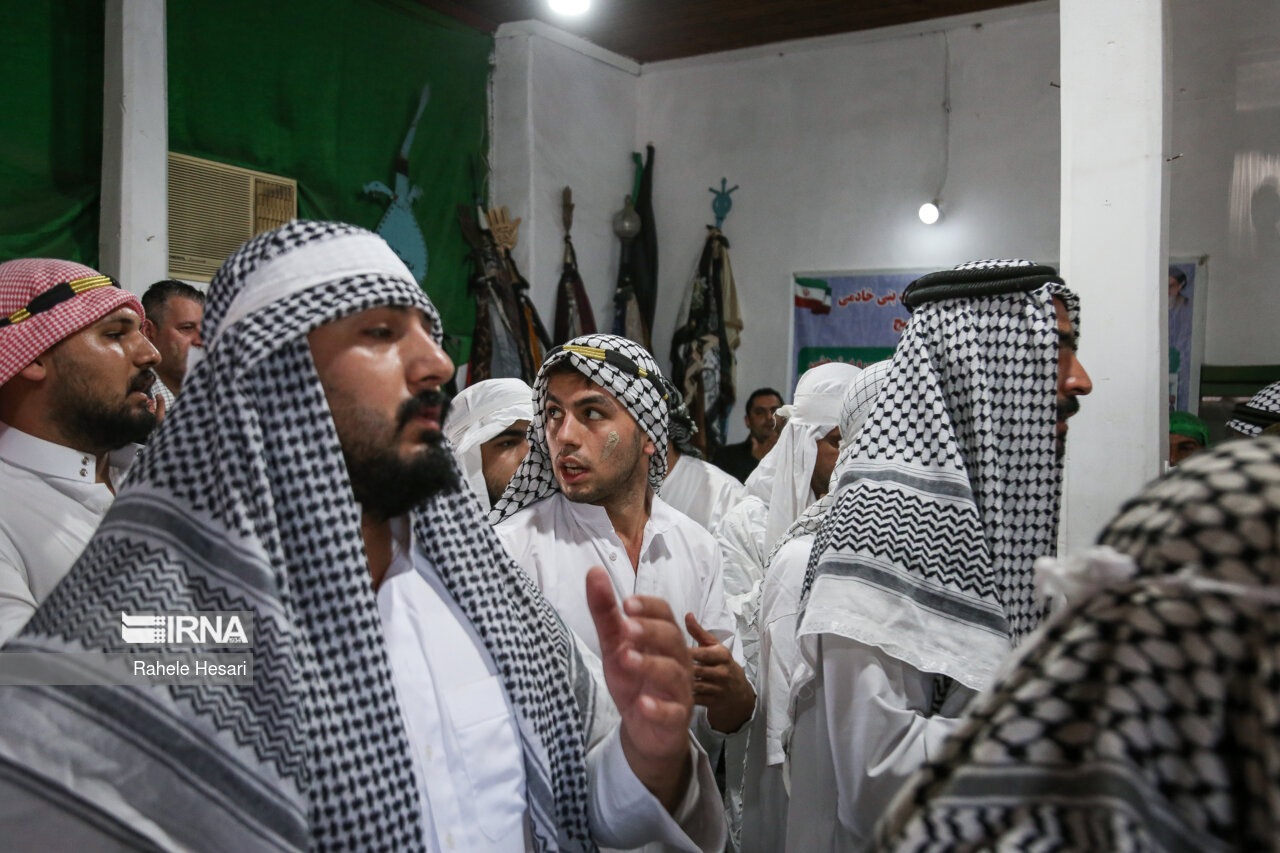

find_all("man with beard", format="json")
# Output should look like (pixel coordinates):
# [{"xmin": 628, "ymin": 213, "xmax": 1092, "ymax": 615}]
[
  {"xmin": 785, "ymin": 259, "xmax": 1091, "ymax": 852},
  {"xmin": 0, "ymin": 223, "xmax": 724, "ymax": 852},
  {"xmin": 0, "ymin": 258, "xmax": 159, "ymax": 643},
  {"xmin": 140, "ymin": 278, "xmax": 205, "ymax": 411}
]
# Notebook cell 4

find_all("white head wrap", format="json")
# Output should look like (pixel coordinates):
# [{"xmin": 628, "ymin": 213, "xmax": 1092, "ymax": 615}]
[
  {"xmin": 745, "ymin": 361, "xmax": 862, "ymax": 552},
  {"xmin": 444, "ymin": 378, "xmax": 534, "ymax": 509}
]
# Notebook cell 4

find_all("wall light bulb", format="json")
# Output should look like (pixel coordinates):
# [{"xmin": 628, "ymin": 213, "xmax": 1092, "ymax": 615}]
[
  {"xmin": 918, "ymin": 202, "xmax": 941, "ymax": 225},
  {"xmin": 549, "ymin": 0, "xmax": 591, "ymax": 15}
]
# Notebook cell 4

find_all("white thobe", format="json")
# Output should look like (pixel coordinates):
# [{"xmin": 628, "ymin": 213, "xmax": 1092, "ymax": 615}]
[
  {"xmin": 379, "ymin": 520, "xmax": 726, "ymax": 852},
  {"xmin": 712, "ymin": 496, "xmax": 769, "ymax": 685},
  {"xmin": 494, "ymin": 494, "xmax": 748, "ymax": 757},
  {"xmin": 785, "ymin": 637, "xmax": 976, "ymax": 852},
  {"xmin": 0, "ymin": 425, "xmax": 139, "ymax": 644},
  {"xmin": 739, "ymin": 533, "xmax": 811, "ymax": 853},
  {"xmin": 661, "ymin": 454, "xmax": 745, "ymax": 533},
  {"xmin": 494, "ymin": 493, "xmax": 739, "ymax": 665}
]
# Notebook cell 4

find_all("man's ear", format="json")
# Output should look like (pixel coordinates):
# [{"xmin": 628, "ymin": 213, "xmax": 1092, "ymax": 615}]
[
  {"xmin": 17, "ymin": 356, "xmax": 48, "ymax": 382},
  {"xmin": 140, "ymin": 317, "xmax": 157, "ymax": 341}
]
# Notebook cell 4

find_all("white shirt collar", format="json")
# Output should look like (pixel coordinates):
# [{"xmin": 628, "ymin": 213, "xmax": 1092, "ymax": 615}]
[
  {"xmin": 0, "ymin": 422, "xmax": 140, "ymax": 486},
  {"xmin": 559, "ymin": 490, "xmax": 678, "ymax": 538}
]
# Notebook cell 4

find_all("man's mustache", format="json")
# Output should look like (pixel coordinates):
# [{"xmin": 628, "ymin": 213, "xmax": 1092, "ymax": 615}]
[
  {"xmin": 1057, "ymin": 396, "xmax": 1080, "ymax": 420},
  {"xmin": 129, "ymin": 370, "xmax": 157, "ymax": 395},
  {"xmin": 398, "ymin": 389, "xmax": 452, "ymax": 434}
]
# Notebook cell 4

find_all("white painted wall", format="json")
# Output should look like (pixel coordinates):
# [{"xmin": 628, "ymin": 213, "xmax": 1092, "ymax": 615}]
[
  {"xmin": 99, "ymin": 0, "xmax": 169, "ymax": 296},
  {"xmin": 492, "ymin": 0, "xmax": 1280, "ymax": 448},
  {"xmin": 1168, "ymin": 0, "xmax": 1280, "ymax": 366},
  {"xmin": 1058, "ymin": 0, "xmax": 1168, "ymax": 553},
  {"xmin": 492, "ymin": 22, "xmax": 639, "ymax": 331},
  {"xmin": 638, "ymin": 6, "xmax": 1063, "ymax": 440}
]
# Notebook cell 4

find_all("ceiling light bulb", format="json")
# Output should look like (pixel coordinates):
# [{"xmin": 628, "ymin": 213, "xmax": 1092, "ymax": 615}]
[
  {"xmin": 548, "ymin": 0, "xmax": 590, "ymax": 15},
  {"xmin": 918, "ymin": 201, "xmax": 940, "ymax": 225}
]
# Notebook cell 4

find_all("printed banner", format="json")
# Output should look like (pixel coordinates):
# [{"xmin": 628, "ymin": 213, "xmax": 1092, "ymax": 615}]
[
  {"xmin": 1168, "ymin": 261, "xmax": 1198, "ymax": 411},
  {"xmin": 791, "ymin": 270, "xmax": 923, "ymax": 387}
]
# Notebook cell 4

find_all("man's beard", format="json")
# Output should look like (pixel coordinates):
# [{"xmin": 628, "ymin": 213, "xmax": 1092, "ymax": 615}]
[
  {"xmin": 342, "ymin": 389, "xmax": 461, "ymax": 520},
  {"xmin": 54, "ymin": 369, "xmax": 160, "ymax": 452},
  {"xmin": 1055, "ymin": 396, "xmax": 1081, "ymax": 459}
]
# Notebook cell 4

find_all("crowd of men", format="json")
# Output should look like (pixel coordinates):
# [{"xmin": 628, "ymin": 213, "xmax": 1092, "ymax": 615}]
[{"xmin": 0, "ymin": 228, "xmax": 1277, "ymax": 852}]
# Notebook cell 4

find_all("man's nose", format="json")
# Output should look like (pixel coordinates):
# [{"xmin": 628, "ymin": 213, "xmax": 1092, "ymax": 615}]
[
  {"xmin": 134, "ymin": 333, "xmax": 161, "ymax": 368},
  {"xmin": 1065, "ymin": 353, "xmax": 1093, "ymax": 397},
  {"xmin": 406, "ymin": 323, "xmax": 454, "ymax": 392}
]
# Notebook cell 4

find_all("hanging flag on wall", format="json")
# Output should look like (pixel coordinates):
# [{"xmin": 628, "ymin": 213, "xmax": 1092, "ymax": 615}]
[
  {"xmin": 612, "ymin": 146, "xmax": 658, "ymax": 349},
  {"xmin": 670, "ymin": 227, "xmax": 743, "ymax": 458},
  {"xmin": 554, "ymin": 187, "xmax": 597, "ymax": 345},
  {"xmin": 458, "ymin": 204, "xmax": 551, "ymax": 385}
]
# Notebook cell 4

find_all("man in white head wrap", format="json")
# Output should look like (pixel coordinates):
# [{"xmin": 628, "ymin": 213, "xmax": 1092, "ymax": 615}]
[
  {"xmin": 443, "ymin": 377, "xmax": 533, "ymax": 509},
  {"xmin": 713, "ymin": 360, "xmax": 862, "ymax": 684},
  {"xmin": 709, "ymin": 360, "xmax": 859, "ymax": 845},
  {"xmin": 737, "ymin": 360, "xmax": 892, "ymax": 853}
]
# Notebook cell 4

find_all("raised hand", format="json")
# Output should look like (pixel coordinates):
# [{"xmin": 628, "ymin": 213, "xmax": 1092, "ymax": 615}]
[
  {"xmin": 685, "ymin": 612, "xmax": 756, "ymax": 734},
  {"xmin": 586, "ymin": 567, "xmax": 693, "ymax": 811}
]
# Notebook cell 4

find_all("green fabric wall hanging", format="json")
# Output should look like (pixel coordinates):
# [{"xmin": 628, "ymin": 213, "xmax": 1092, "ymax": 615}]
[
  {"xmin": 0, "ymin": 2, "xmax": 105, "ymax": 266},
  {"xmin": 167, "ymin": 0, "xmax": 491, "ymax": 363}
]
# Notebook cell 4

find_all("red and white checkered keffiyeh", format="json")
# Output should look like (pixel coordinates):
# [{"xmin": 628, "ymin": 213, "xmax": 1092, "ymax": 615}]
[{"xmin": 0, "ymin": 258, "xmax": 145, "ymax": 387}]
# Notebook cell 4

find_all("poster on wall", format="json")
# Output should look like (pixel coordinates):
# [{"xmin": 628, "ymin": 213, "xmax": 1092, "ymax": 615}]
[
  {"xmin": 791, "ymin": 270, "xmax": 922, "ymax": 388},
  {"xmin": 1168, "ymin": 258, "xmax": 1205, "ymax": 412}
]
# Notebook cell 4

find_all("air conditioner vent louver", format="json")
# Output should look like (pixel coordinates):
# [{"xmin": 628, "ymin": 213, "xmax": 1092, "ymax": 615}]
[{"xmin": 168, "ymin": 152, "xmax": 297, "ymax": 281}]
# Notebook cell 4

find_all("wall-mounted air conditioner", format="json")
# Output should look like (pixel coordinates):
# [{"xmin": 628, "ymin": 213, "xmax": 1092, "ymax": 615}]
[{"xmin": 168, "ymin": 152, "xmax": 297, "ymax": 282}]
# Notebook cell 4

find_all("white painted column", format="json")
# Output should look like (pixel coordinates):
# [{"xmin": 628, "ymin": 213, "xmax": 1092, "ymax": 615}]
[
  {"xmin": 99, "ymin": 0, "xmax": 168, "ymax": 295},
  {"xmin": 1059, "ymin": 0, "xmax": 1170, "ymax": 552}
]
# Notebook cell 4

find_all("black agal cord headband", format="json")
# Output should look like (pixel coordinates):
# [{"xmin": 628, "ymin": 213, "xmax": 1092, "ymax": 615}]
[
  {"xmin": 545, "ymin": 343, "xmax": 670, "ymax": 400},
  {"xmin": 0, "ymin": 275, "xmax": 120, "ymax": 329}
]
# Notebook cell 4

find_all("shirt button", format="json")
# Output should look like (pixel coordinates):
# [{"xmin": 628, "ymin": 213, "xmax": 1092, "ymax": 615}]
[
  {"xmin": 609, "ymin": 552, "xmax": 617, "ymax": 561},
  {"xmin": 424, "ymin": 744, "xmax": 433, "ymax": 760},
  {"xmin": 79, "ymin": 468, "xmax": 88, "ymax": 477},
  {"xmin": 446, "ymin": 832, "xmax": 455, "ymax": 849}
]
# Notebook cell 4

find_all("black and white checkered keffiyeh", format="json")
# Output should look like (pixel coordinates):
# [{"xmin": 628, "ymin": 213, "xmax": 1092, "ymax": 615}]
[
  {"xmin": 0, "ymin": 221, "xmax": 595, "ymax": 852},
  {"xmin": 877, "ymin": 436, "xmax": 1280, "ymax": 853},
  {"xmin": 1227, "ymin": 379, "xmax": 1280, "ymax": 436},
  {"xmin": 795, "ymin": 259, "xmax": 1078, "ymax": 695},
  {"xmin": 765, "ymin": 359, "xmax": 894, "ymax": 567},
  {"xmin": 490, "ymin": 333, "xmax": 669, "ymax": 524},
  {"xmin": 662, "ymin": 375, "xmax": 703, "ymax": 460}
]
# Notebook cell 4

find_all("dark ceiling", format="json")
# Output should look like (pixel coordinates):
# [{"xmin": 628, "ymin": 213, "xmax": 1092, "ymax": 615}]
[{"xmin": 421, "ymin": 0, "xmax": 1036, "ymax": 63}]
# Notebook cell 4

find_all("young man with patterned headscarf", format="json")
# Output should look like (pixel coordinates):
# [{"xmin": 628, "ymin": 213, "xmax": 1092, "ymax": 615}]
[
  {"xmin": 785, "ymin": 259, "xmax": 1093, "ymax": 852},
  {"xmin": 877, "ymin": 435, "xmax": 1280, "ymax": 852},
  {"xmin": 0, "ymin": 259, "xmax": 160, "ymax": 644},
  {"xmin": 658, "ymin": 376, "xmax": 745, "ymax": 533},
  {"xmin": 491, "ymin": 336, "xmax": 756, "ymax": 778},
  {"xmin": 0, "ymin": 223, "xmax": 725, "ymax": 852}
]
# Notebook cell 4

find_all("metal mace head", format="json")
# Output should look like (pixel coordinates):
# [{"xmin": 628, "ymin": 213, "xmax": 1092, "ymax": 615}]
[{"xmin": 613, "ymin": 195, "xmax": 641, "ymax": 242}]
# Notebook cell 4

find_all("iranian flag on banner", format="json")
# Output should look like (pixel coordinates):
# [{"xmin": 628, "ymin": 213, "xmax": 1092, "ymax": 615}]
[{"xmin": 794, "ymin": 277, "xmax": 832, "ymax": 314}]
